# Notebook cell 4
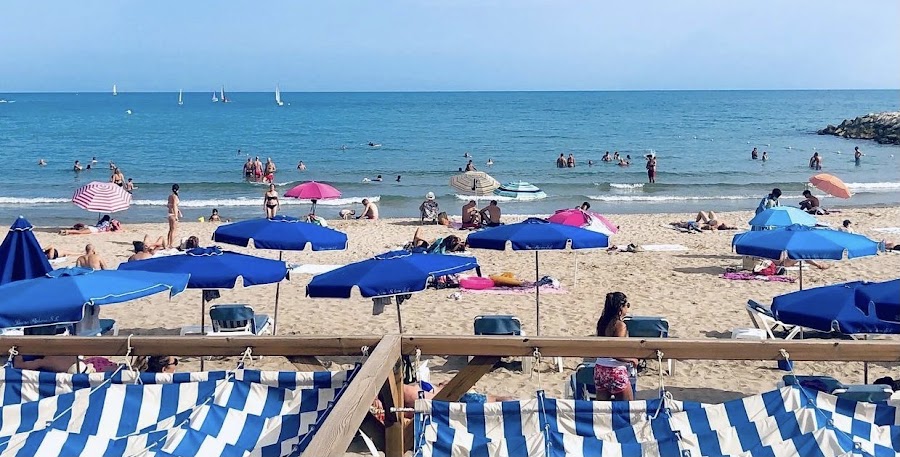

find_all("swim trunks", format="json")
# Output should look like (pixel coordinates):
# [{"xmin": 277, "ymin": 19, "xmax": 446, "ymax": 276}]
[{"xmin": 594, "ymin": 364, "xmax": 629, "ymax": 394}]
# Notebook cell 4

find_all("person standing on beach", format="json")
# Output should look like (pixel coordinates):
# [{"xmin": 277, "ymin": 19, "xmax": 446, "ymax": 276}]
[
  {"xmin": 166, "ymin": 184, "xmax": 182, "ymax": 249},
  {"xmin": 264, "ymin": 183, "xmax": 279, "ymax": 218},
  {"xmin": 854, "ymin": 147, "xmax": 864, "ymax": 166},
  {"xmin": 645, "ymin": 154, "xmax": 657, "ymax": 183}
]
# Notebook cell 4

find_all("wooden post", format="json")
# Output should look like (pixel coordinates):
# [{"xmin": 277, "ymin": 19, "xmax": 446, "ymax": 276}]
[
  {"xmin": 302, "ymin": 335, "xmax": 401, "ymax": 457},
  {"xmin": 384, "ymin": 361, "xmax": 406, "ymax": 457}
]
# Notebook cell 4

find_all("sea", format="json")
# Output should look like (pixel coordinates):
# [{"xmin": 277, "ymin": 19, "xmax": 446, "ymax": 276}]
[{"xmin": 0, "ymin": 90, "xmax": 898, "ymax": 225}]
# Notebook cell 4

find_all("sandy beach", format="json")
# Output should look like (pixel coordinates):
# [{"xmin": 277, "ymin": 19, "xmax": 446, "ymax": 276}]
[{"xmin": 32, "ymin": 207, "xmax": 900, "ymax": 405}]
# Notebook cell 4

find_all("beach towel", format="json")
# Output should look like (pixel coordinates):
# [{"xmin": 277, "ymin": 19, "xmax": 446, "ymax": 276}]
[
  {"xmin": 290, "ymin": 264, "xmax": 344, "ymax": 275},
  {"xmin": 721, "ymin": 272, "xmax": 796, "ymax": 283},
  {"xmin": 874, "ymin": 227, "xmax": 900, "ymax": 234},
  {"xmin": 49, "ymin": 256, "xmax": 69, "ymax": 265},
  {"xmin": 151, "ymin": 248, "xmax": 181, "ymax": 258},
  {"xmin": 641, "ymin": 244, "xmax": 689, "ymax": 252},
  {"xmin": 461, "ymin": 284, "xmax": 566, "ymax": 295}
]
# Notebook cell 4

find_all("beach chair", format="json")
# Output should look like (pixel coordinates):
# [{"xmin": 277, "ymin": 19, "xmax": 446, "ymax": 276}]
[
  {"xmin": 746, "ymin": 300, "xmax": 803, "ymax": 340},
  {"xmin": 624, "ymin": 315, "xmax": 675, "ymax": 375},
  {"xmin": 208, "ymin": 304, "xmax": 271, "ymax": 336},
  {"xmin": 473, "ymin": 315, "xmax": 532, "ymax": 372},
  {"xmin": 23, "ymin": 324, "xmax": 70, "ymax": 336},
  {"xmin": 71, "ymin": 304, "xmax": 119, "ymax": 336},
  {"xmin": 420, "ymin": 200, "xmax": 440, "ymax": 224},
  {"xmin": 566, "ymin": 362, "xmax": 597, "ymax": 400},
  {"xmin": 782, "ymin": 374, "xmax": 845, "ymax": 394},
  {"xmin": 833, "ymin": 385, "xmax": 893, "ymax": 403}
]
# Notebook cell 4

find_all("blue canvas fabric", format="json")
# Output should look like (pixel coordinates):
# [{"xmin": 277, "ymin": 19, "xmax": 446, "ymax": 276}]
[
  {"xmin": 213, "ymin": 216, "xmax": 348, "ymax": 251},
  {"xmin": 0, "ymin": 267, "xmax": 189, "ymax": 328},
  {"xmin": 748, "ymin": 207, "xmax": 817, "ymax": 229},
  {"xmin": 466, "ymin": 217, "xmax": 609, "ymax": 251},
  {"xmin": 732, "ymin": 224, "xmax": 882, "ymax": 260},
  {"xmin": 118, "ymin": 246, "xmax": 288, "ymax": 289},
  {"xmin": 0, "ymin": 217, "xmax": 52, "ymax": 286},
  {"xmin": 772, "ymin": 280, "xmax": 900, "ymax": 334}
]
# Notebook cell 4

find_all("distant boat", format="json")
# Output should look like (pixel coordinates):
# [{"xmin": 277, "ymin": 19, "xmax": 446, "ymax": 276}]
[
  {"xmin": 220, "ymin": 86, "xmax": 229, "ymax": 103},
  {"xmin": 211, "ymin": 91, "xmax": 219, "ymax": 103},
  {"xmin": 112, "ymin": 84, "xmax": 118, "ymax": 96},
  {"xmin": 275, "ymin": 85, "xmax": 284, "ymax": 106},
  {"xmin": 178, "ymin": 89, "xmax": 183, "ymax": 106}
]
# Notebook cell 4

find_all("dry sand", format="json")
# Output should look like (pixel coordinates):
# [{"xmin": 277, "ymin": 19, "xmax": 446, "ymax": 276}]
[{"xmin": 33, "ymin": 207, "xmax": 900, "ymax": 406}]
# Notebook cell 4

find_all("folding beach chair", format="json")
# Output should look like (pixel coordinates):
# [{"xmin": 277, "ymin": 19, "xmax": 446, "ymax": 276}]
[
  {"xmin": 208, "ymin": 304, "xmax": 271, "ymax": 336},
  {"xmin": 566, "ymin": 362, "xmax": 597, "ymax": 400},
  {"xmin": 420, "ymin": 200, "xmax": 440, "ymax": 225},
  {"xmin": 71, "ymin": 304, "xmax": 118, "ymax": 336},
  {"xmin": 747, "ymin": 300, "xmax": 803, "ymax": 340},
  {"xmin": 624, "ymin": 315, "xmax": 674, "ymax": 375},
  {"xmin": 782, "ymin": 374, "xmax": 845, "ymax": 394},
  {"xmin": 833, "ymin": 385, "xmax": 893, "ymax": 403},
  {"xmin": 473, "ymin": 315, "xmax": 544, "ymax": 373}
]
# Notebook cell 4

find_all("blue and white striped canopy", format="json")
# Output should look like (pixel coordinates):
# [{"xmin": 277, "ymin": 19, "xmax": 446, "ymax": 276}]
[
  {"xmin": 414, "ymin": 386, "xmax": 900, "ymax": 456},
  {"xmin": 0, "ymin": 366, "xmax": 356, "ymax": 456}
]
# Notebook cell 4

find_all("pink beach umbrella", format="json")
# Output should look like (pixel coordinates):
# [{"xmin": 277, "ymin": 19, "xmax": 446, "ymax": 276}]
[
  {"xmin": 72, "ymin": 181, "xmax": 132, "ymax": 214},
  {"xmin": 284, "ymin": 181, "xmax": 341, "ymax": 214},
  {"xmin": 547, "ymin": 208, "xmax": 618, "ymax": 237}
]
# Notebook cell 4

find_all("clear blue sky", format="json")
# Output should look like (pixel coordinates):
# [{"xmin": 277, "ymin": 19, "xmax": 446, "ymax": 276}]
[{"xmin": 2, "ymin": 0, "xmax": 898, "ymax": 92}]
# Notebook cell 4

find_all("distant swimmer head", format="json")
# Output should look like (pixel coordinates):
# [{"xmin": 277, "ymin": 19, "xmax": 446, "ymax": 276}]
[{"xmin": 125, "ymin": 109, "xmax": 132, "ymax": 115}]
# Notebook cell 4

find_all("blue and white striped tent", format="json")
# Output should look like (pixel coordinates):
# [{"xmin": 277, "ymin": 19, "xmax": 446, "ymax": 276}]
[
  {"xmin": 0, "ymin": 366, "xmax": 357, "ymax": 456},
  {"xmin": 414, "ymin": 387, "xmax": 900, "ymax": 456}
]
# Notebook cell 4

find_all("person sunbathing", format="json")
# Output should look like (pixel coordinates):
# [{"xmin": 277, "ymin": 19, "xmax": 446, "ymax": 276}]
[
  {"xmin": 408, "ymin": 227, "xmax": 466, "ymax": 253},
  {"xmin": 59, "ymin": 215, "xmax": 121, "ymax": 235},
  {"xmin": 43, "ymin": 245, "xmax": 78, "ymax": 260},
  {"xmin": 776, "ymin": 258, "xmax": 831, "ymax": 270},
  {"xmin": 670, "ymin": 211, "xmax": 736, "ymax": 231}
]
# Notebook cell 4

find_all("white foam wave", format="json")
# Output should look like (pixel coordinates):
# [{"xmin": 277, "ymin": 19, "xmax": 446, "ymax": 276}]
[
  {"xmin": 131, "ymin": 196, "xmax": 380, "ymax": 208},
  {"xmin": 608, "ymin": 183, "xmax": 645, "ymax": 189},
  {"xmin": 454, "ymin": 194, "xmax": 547, "ymax": 202},
  {"xmin": 588, "ymin": 195, "xmax": 757, "ymax": 202},
  {"xmin": 0, "ymin": 197, "xmax": 70, "ymax": 205},
  {"xmin": 846, "ymin": 182, "xmax": 900, "ymax": 192}
]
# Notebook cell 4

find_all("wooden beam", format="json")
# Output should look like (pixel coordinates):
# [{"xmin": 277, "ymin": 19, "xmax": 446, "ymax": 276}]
[
  {"xmin": 383, "ymin": 362, "xmax": 405, "ymax": 457},
  {"xmin": 434, "ymin": 356, "xmax": 501, "ymax": 401},
  {"xmin": 302, "ymin": 335, "xmax": 401, "ymax": 457},
  {"xmin": 0, "ymin": 336, "xmax": 382, "ymax": 357},
  {"xmin": 401, "ymin": 336, "xmax": 900, "ymax": 362}
]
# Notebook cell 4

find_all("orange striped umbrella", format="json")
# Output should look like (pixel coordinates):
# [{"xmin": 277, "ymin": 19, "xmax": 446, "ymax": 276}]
[{"xmin": 809, "ymin": 173, "xmax": 851, "ymax": 199}]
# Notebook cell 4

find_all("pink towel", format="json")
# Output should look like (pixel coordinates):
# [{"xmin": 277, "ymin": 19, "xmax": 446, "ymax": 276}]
[
  {"xmin": 462, "ymin": 284, "xmax": 566, "ymax": 295},
  {"xmin": 721, "ymin": 272, "xmax": 796, "ymax": 283}
]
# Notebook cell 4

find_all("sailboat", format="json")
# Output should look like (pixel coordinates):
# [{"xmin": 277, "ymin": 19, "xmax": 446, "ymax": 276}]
[
  {"xmin": 220, "ymin": 86, "xmax": 229, "ymax": 103},
  {"xmin": 211, "ymin": 91, "xmax": 219, "ymax": 103},
  {"xmin": 178, "ymin": 89, "xmax": 183, "ymax": 106},
  {"xmin": 112, "ymin": 84, "xmax": 118, "ymax": 96},
  {"xmin": 275, "ymin": 85, "xmax": 284, "ymax": 106}
]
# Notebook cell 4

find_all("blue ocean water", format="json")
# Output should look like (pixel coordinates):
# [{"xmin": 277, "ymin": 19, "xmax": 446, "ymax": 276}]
[{"xmin": 0, "ymin": 90, "xmax": 898, "ymax": 224}]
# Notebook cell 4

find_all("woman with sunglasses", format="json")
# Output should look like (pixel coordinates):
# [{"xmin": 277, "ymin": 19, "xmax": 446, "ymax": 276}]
[
  {"xmin": 594, "ymin": 292, "xmax": 639, "ymax": 401},
  {"xmin": 135, "ymin": 355, "xmax": 179, "ymax": 374}
]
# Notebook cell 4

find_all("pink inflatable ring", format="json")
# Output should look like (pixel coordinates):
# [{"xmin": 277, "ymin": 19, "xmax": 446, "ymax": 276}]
[{"xmin": 460, "ymin": 276, "xmax": 494, "ymax": 290}]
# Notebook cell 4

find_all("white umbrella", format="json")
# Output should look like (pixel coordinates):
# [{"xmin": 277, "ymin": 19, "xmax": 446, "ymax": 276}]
[{"xmin": 449, "ymin": 171, "xmax": 500, "ymax": 196}]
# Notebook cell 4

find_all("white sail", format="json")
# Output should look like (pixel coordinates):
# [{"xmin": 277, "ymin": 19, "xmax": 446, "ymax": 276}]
[
  {"xmin": 220, "ymin": 86, "xmax": 227, "ymax": 103},
  {"xmin": 178, "ymin": 89, "xmax": 183, "ymax": 106},
  {"xmin": 275, "ymin": 85, "xmax": 283, "ymax": 106},
  {"xmin": 211, "ymin": 91, "xmax": 218, "ymax": 102},
  {"xmin": 112, "ymin": 84, "xmax": 117, "ymax": 96}
]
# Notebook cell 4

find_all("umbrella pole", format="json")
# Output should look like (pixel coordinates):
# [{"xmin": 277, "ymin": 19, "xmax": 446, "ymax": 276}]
[
  {"xmin": 200, "ymin": 294, "xmax": 207, "ymax": 371},
  {"xmin": 273, "ymin": 251, "xmax": 283, "ymax": 335},
  {"xmin": 573, "ymin": 252, "xmax": 578, "ymax": 289},
  {"xmin": 396, "ymin": 299, "xmax": 403, "ymax": 333},
  {"xmin": 799, "ymin": 261, "xmax": 803, "ymax": 290},
  {"xmin": 535, "ymin": 251, "xmax": 541, "ymax": 336}
]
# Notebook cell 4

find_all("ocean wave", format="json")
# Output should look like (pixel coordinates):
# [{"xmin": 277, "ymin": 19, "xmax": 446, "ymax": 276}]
[
  {"xmin": 453, "ymin": 194, "xmax": 547, "ymax": 202},
  {"xmin": 608, "ymin": 183, "xmax": 645, "ymax": 189},
  {"xmin": 0, "ymin": 197, "xmax": 70, "ymax": 205},
  {"xmin": 131, "ymin": 196, "xmax": 380, "ymax": 208},
  {"xmin": 846, "ymin": 182, "xmax": 900, "ymax": 192}
]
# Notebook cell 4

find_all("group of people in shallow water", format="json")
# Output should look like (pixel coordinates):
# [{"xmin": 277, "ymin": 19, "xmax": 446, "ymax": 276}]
[
  {"xmin": 242, "ymin": 155, "xmax": 277, "ymax": 183},
  {"xmin": 556, "ymin": 151, "xmax": 658, "ymax": 183},
  {"xmin": 751, "ymin": 145, "xmax": 865, "ymax": 168}
]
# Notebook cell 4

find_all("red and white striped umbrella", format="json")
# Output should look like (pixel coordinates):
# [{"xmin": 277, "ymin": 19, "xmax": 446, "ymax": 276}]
[{"xmin": 72, "ymin": 181, "xmax": 132, "ymax": 213}]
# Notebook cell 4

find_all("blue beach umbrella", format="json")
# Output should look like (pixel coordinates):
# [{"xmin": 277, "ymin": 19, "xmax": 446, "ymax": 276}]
[
  {"xmin": 853, "ymin": 278, "xmax": 900, "ymax": 323},
  {"xmin": 118, "ymin": 246, "xmax": 289, "ymax": 335},
  {"xmin": 0, "ymin": 216, "xmax": 53, "ymax": 286},
  {"xmin": 0, "ymin": 267, "xmax": 189, "ymax": 328},
  {"xmin": 732, "ymin": 224, "xmax": 882, "ymax": 289},
  {"xmin": 772, "ymin": 281, "xmax": 900, "ymax": 335},
  {"xmin": 748, "ymin": 207, "xmax": 817, "ymax": 229},
  {"xmin": 306, "ymin": 250, "xmax": 480, "ymax": 332},
  {"xmin": 212, "ymin": 216, "xmax": 348, "ymax": 334},
  {"xmin": 466, "ymin": 217, "xmax": 609, "ymax": 334}
]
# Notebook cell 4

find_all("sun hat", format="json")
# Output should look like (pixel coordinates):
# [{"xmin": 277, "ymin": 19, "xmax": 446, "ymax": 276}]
[{"xmin": 426, "ymin": 192, "xmax": 435, "ymax": 200}]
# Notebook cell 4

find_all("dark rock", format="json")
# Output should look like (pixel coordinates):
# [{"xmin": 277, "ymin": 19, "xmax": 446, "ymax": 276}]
[{"xmin": 818, "ymin": 112, "xmax": 900, "ymax": 145}]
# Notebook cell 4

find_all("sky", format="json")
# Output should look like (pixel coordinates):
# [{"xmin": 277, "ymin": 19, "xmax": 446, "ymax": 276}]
[{"xmin": 1, "ymin": 1, "xmax": 898, "ymax": 92}]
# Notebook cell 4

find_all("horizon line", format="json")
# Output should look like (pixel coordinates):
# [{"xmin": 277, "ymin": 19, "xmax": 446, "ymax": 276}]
[{"xmin": 2, "ymin": 87, "xmax": 899, "ymax": 94}]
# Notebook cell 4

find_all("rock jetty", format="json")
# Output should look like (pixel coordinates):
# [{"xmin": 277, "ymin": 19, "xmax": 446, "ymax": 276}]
[{"xmin": 818, "ymin": 112, "xmax": 900, "ymax": 145}]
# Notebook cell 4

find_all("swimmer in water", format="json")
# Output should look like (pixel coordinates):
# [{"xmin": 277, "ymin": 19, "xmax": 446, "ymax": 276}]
[
  {"xmin": 91, "ymin": 156, "xmax": 97, "ymax": 163},
  {"xmin": 464, "ymin": 152, "xmax": 471, "ymax": 158},
  {"xmin": 38, "ymin": 159, "xmax": 46, "ymax": 166},
  {"xmin": 487, "ymin": 158, "xmax": 494, "ymax": 167},
  {"xmin": 396, "ymin": 175, "xmax": 401, "ymax": 182},
  {"xmin": 762, "ymin": 151, "xmax": 768, "ymax": 162},
  {"xmin": 362, "ymin": 177, "xmax": 371, "ymax": 182},
  {"xmin": 297, "ymin": 161, "xmax": 306, "ymax": 171},
  {"xmin": 341, "ymin": 144, "xmax": 347, "ymax": 151},
  {"xmin": 374, "ymin": 175, "xmax": 383, "ymax": 182},
  {"xmin": 73, "ymin": 160, "xmax": 83, "ymax": 172}
]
